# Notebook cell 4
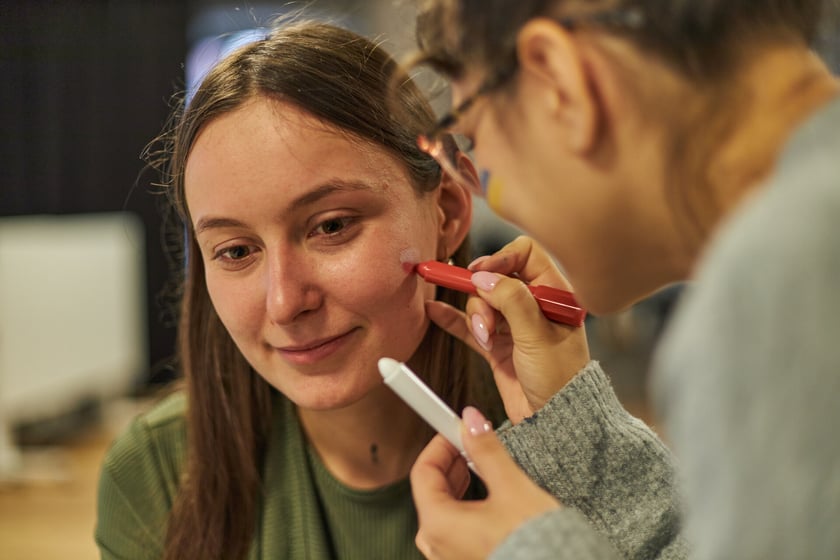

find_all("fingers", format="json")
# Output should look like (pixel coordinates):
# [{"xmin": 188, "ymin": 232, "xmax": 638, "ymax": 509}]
[
  {"xmin": 412, "ymin": 435, "xmax": 471, "ymax": 560},
  {"xmin": 467, "ymin": 235, "xmax": 576, "ymax": 344},
  {"xmin": 466, "ymin": 271, "xmax": 588, "ymax": 410},
  {"xmin": 471, "ymin": 270, "xmax": 554, "ymax": 346},
  {"xmin": 411, "ymin": 434, "xmax": 472, "ymax": 509},
  {"xmin": 413, "ymin": 408, "xmax": 563, "ymax": 560},
  {"xmin": 460, "ymin": 406, "xmax": 529, "ymax": 487},
  {"xmin": 426, "ymin": 298, "xmax": 503, "ymax": 353},
  {"xmin": 470, "ymin": 235, "xmax": 573, "ymax": 290},
  {"xmin": 425, "ymin": 300, "xmax": 486, "ymax": 355},
  {"xmin": 461, "ymin": 407, "xmax": 563, "ymax": 519},
  {"xmin": 429, "ymin": 235, "xmax": 574, "ymax": 355}
]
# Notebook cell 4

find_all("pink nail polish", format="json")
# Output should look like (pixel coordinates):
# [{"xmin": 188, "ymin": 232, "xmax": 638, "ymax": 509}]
[
  {"xmin": 471, "ymin": 313, "xmax": 491, "ymax": 352},
  {"xmin": 467, "ymin": 255, "xmax": 489, "ymax": 270},
  {"xmin": 471, "ymin": 270, "xmax": 498, "ymax": 291},
  {"xmin": 462, "ymin": 406, "xmax": 493, "ymax": 436}
]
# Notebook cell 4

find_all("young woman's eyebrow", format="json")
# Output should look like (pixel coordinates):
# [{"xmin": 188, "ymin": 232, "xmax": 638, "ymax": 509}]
[
  {"xmin": 286, "ymin": 180, "xmax": 377, "ymax": 213},
  {"xmin": 194, "ymin": 216, "xmax": 248, "ymax": 236},
  {"xmin": 193, "ymin": 181, "xmax": 379, "ymax": 235}
]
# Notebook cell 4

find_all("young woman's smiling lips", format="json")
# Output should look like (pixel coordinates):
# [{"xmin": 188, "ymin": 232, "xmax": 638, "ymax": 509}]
[{"xmin": 273, "ymin": 327, "xmax": 361, "ymax": 366}]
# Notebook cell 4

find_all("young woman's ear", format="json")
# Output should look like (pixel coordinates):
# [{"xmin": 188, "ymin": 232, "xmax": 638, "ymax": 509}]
[
  {"xmin": 516, "ymin": 18, "xmax": 598, "ymax": 154},
  {"xmin": 436, "ymin": 151, "xmax": 475, "ymax": 259}
]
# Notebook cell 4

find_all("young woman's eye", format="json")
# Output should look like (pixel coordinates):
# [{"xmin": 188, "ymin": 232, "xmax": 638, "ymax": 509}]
[
  {"xmin": 311, "ymin": 217, "xmax": 352, "ymax": 237},
  {"xmin": 214, "ymin": 244, "xmax": 254, "ymax": 263}
]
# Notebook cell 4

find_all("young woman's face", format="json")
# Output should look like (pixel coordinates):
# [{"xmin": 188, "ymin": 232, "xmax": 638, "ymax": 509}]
[
  {"xmin": 449, "ymin": 64, "xmax": 685, "ymax": 314},
  {"xmin": 185, "ymin": 97, "xmax": 446, "ymax": 410}
]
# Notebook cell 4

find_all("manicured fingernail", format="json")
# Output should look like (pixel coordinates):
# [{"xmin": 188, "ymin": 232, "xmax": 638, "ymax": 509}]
[
  {"xmin": 471, "ymin": 270, "xmax": 498, "ymax": 291},
  {"xmin": 471, "ymin": 313, "xmax": 492, "ymax": 352},
  {"xmin": 467, "ymin": 255, "xmax": 489, "ymax": 270},
  {"xmin": 462, "ymin": 406, "xmax": 493, "ymax": 436}
]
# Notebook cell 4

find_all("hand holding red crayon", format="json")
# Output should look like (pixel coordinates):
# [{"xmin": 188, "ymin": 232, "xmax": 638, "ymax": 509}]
[{"xmin": 415, "ymin": 260, "xmax": 587, "ymax": 327}]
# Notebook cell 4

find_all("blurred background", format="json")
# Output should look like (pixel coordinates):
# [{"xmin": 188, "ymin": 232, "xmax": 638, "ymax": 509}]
[{"xmin": 1, "ymin": 1, "xmax": 838, "ymax": 558}]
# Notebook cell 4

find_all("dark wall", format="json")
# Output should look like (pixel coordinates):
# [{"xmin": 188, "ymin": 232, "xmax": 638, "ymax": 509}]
[{"xmin": 1, "ymin": 0, "xmax": 189, "ymax": 387}]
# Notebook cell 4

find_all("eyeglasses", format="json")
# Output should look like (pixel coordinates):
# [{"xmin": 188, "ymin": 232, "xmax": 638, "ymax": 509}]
[
  {"xmin": 417, "ymin": 7, "xmax": 645, "ymax": 197},
  {"xmin": 416, "ymin": 70, "xmax": 512, "ymax": 197}
]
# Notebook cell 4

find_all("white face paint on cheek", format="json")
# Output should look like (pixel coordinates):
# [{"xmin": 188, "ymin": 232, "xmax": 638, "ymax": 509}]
[
  {"xmin": 399, "ymin": 247, "xmax": 421, "ymax": 274},
  {"xmin": 396, "ymin": 245, "xmax": 439, "ymax": 304}
]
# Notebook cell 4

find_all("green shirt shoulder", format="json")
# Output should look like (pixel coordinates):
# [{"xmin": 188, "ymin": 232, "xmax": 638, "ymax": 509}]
[{"xmin": 95, "ymin": 392, "xmax": 188, "ymax": 559}]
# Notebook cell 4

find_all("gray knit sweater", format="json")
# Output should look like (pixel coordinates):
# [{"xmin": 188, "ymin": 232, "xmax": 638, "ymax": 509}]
[
  {"xmin": 495, "ymin": 362, "xmax": 687, "ymax": 559},
  {"xmin": 493, "ymin": 95, "xmax": 840, "ymax": 559}
]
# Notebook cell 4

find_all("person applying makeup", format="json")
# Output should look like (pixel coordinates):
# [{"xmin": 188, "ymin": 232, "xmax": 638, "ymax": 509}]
[
  {"xmin": 94, "ymin": 21, "xmax": 502, "ymax": 560},
  {"xmin": 406, "ymin": 1, "xmax": 840, "ymax": 559}
]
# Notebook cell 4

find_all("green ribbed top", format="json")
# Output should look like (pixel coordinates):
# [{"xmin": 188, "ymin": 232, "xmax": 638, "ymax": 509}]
[
  {"xmin": 95, "ymin": 391, "xmax": 426, "ymax": 559},
  {"xmin": 306, "ymin": 444, "xmax": 420, "ymax": 559}
]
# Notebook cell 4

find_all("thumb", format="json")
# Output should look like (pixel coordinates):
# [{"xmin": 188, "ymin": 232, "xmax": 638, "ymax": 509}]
[{"xmin": 461, "ymin": 406, "xmax": 522, "ymax": 485}]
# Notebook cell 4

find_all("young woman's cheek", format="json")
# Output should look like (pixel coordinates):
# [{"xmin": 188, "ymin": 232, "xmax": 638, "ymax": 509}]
[
  {"xmin": 204, "ymin": 267, "xmax": 263, "ymax": 343},
  {"xmin": 317, "ymin": 242, "xmax": 417, "ymax": 307},
  {"xmin": 326, "ymin": 223, "xmax": 432, "ymax": 321}
]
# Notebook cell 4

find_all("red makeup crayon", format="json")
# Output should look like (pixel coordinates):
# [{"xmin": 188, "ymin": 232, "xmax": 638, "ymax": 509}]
[{"xmin": 416, "ymin": 260, "xmax": 587, "ymax": 327}]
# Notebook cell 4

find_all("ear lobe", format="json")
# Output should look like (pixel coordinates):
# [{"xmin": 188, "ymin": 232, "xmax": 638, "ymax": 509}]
[
  {"xmin": 516, "ymin": 18, "xmax": 597, "ymax": 153},
  {"xmin": 436, "ymin": 152, "xmax": 475, "ymax": 258}
]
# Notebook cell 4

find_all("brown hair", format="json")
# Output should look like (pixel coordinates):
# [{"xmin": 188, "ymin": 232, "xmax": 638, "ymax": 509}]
[
  {"xmin": 149, "ymin": 20, "xmax": 491, "ymax": 560},
  {"xmin": 414, "ymin": 0, "xmax": 827, "ymax": 83},
  {"xmin": 413, "ymin": 0, "xmax": 831, "ymax": 243}
]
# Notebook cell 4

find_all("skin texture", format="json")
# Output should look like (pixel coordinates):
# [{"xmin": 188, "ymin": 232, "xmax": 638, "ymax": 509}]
[
  {"xmin": 411, "ymin": 17, "xmax": 840, "ymax": 560},
  {"xmin": 185, "ymin": 95, "xmax": 472, "ymax": 488}
]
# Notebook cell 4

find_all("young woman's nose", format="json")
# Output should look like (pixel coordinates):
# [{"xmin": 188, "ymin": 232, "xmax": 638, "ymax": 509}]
[{"xmin": 265, "ymin": 250, "xmax": 323, "ymax": 325}]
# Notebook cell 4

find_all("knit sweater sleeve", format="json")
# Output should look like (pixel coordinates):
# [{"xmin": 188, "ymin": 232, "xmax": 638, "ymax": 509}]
[{"xmin": 494, "ymin": 361, "xmax": 687, "ymax": 560}]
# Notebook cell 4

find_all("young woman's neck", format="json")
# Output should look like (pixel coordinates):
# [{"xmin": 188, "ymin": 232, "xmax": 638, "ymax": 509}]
[{"xmin": 296, "ymin": 382, "xmax": 432, "ymax": 490}]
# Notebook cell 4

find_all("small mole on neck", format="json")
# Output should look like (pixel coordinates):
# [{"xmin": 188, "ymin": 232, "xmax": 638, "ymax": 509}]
[{"xmin": 370, "ymin": 443, "xmax": 379, "ymax": 465}]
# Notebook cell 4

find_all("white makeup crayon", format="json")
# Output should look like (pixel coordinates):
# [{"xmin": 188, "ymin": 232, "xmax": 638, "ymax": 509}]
[{"xmin": 378, "ymin": 357, "xmax": 475, "ymax": 471}]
